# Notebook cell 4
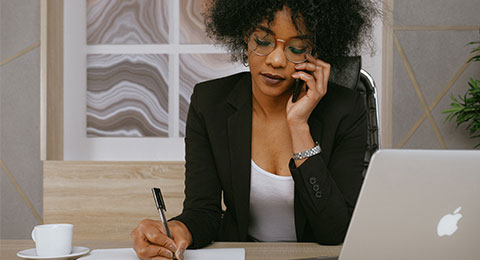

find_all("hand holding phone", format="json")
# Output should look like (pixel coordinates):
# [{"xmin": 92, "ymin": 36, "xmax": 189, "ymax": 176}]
[
  {"xmin": 292, "ymin": 75, "xmax": 310, "ymax": 103},
  {"xmin": 288, "ymin": 54, "xmax": 331, "ymax": 129}
]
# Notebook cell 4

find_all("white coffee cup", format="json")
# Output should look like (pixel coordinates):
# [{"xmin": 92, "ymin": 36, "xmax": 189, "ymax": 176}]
[{"xmin": 31, "ymin": 224, "xmax": 73, "ymax": 256}]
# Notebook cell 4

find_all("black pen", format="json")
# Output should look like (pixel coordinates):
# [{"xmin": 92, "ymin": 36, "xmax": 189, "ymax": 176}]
[{"xmin": 152, "ymin": 187, "xmax": 178, "ymax": 260}]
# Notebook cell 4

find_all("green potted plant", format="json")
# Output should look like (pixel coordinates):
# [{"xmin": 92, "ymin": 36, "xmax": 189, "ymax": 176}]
[{"xmin": 443, "ymin": 35, "xmax": 480, "ymax": 148}]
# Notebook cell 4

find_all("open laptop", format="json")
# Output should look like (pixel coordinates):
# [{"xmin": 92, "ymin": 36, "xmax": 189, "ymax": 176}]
[{"xmin": 318, "ymin": 149, "xmax": 480, "ymax": 260}]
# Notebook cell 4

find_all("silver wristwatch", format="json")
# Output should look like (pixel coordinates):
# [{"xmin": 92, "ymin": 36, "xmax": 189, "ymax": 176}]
[{"xmin": 292, "ymin": 142, "xmax": 321, "ymax": 160}]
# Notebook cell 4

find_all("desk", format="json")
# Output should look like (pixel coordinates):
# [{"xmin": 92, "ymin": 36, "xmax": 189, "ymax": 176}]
[{"xmin": 1, "ymin": 240, "xmax": 341, "ymax": 260}]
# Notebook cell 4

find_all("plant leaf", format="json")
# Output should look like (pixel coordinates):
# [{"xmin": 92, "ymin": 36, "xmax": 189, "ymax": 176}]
[
  {"xmin": 467, "ymin": 55, "xmax": 480, "ymax": 63},
  {"xmin": 445, "ymin": 36, "xmax": 480, "ymax": 148}
]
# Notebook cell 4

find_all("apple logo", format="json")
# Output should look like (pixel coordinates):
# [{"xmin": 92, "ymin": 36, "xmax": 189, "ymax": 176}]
[{"xmin": 437, "ymin": 207, "xmax": 463, "ymax": 237}]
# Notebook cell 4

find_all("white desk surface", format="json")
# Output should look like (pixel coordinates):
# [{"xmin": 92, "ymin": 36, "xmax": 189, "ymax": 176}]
[{"xmin": 1, "ymin": 240, "xmax": 342, "ymax": 260}]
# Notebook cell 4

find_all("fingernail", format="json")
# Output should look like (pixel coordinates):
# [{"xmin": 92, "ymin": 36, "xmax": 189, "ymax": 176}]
[
  {"xmin": 176, "ymin": 248, "xmax": 185, "ymax": 260},
  {"xmin": 169, "ymin": 244, "xmax": 177, "ymax": 252}
]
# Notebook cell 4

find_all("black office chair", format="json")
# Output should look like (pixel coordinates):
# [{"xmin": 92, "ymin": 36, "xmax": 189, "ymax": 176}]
[{"xmin": 328, "ymin": 56, "xmax": 380, "ymax": 177}]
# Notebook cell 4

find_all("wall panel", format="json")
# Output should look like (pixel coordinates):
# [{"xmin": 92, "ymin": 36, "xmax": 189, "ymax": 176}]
[
  {"xmin": 0, "ymin": 0, "xmax": 42, "ymax": 239},
  {"xmin": 390, "ymin": 0, "xmax": 480, "ymax": 149},
  {"xmin": 43, "ymin": 161, "xmax": 185, "ymax": 240}
]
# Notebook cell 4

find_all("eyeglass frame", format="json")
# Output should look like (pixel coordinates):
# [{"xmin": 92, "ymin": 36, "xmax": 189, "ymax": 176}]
[{"xmin": 247, "ymin": 28, "xmax": 313, "ymax": 64}]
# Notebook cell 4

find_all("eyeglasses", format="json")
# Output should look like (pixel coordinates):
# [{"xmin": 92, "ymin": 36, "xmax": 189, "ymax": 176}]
[{"xmin": 248, "ymin": 30, "xmax": 312, "ymax": 64}]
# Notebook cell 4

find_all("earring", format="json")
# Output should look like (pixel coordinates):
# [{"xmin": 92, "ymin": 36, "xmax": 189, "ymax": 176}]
[{"xmin": 241, "ymin": 52, "xmax": 249, "ymax": 67}]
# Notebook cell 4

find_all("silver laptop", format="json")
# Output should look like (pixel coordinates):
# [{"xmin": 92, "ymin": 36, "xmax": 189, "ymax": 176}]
[{"xmin": 337, "ymin": 149, "xmax": 480, "ymax": 260}]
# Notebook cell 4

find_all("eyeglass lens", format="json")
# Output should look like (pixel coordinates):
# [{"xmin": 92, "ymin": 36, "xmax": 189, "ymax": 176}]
[{"xmin": 248, "ymin": 31, "xmax": 311, "ymax": 63}]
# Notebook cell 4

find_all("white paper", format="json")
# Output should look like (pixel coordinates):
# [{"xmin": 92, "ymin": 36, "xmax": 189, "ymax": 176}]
[{"xmin": 78, "ymin": 247, "xmax": 245, "ymax": 260}]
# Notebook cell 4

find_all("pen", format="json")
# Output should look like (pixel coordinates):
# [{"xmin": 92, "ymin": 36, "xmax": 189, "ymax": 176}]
[{"xmin": 152, "ymin": 187, "xmax": 178, "ymax": 260}]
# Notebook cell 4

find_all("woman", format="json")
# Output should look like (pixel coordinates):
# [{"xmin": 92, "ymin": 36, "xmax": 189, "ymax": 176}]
[{"xmin": 131, "ymin": 0, "xmax": 378, "ymax": 259}]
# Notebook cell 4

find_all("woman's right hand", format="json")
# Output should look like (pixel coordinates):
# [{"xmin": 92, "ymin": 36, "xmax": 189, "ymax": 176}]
[{"xmin": 131, "ymin": 219, "xmax": 192, "ymax": 260}]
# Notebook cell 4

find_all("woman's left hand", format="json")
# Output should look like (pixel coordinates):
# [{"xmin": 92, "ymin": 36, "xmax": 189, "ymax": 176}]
[{"xmin": 286, "ymin": 54, "xmax": 331, "ymax": 126}]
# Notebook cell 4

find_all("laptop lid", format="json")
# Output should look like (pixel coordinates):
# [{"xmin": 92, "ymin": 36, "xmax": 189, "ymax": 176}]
[{"xmin": 339, "ymin": 149, "xmax": 480, "ymax": 260}]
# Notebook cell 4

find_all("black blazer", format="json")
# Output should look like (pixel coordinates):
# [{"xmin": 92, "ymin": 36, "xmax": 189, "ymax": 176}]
[{"xmin": 172, "ymin": 72, "xmax": 367, "ymax": 248}]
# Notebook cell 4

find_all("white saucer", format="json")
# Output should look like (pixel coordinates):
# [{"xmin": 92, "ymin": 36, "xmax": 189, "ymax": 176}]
[{"xmin": 17, "ymin": 246, "xmax": 90, "ymax": 260}]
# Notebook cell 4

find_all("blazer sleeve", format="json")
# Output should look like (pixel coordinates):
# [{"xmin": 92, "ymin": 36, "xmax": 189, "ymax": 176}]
[
  {"xmin": 289, "ymin": 93, "xmax": 367, "ymax": 245},
  {"xmin": 171, "ymin": 86, "xmax": 223, "ymax": 248}
]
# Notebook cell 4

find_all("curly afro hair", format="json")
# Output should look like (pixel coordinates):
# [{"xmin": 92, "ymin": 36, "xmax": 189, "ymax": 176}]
[{"xmin": 204, "ymin": 0, "xmax": 379, "ymax": 66}]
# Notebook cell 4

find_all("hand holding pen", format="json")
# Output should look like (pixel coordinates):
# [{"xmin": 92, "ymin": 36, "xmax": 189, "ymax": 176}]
[
  {"xmin": 152, "ymin": 188, "xmax": 178, "ymax": 260},
  {"xmin": 131, "ymin": 188, "xmax": 192, "ymax": 260}
]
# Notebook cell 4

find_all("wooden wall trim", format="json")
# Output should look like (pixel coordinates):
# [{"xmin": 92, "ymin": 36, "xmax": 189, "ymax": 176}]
[
  {"xmin": 40, "ymin": 1, "xmax": 47, "ymax": 161},
  {"xmin": 41, "ymin": 0, "xmax": 64, "ymax": 160},
  {"xmin": 381, "ymin": 0, "xmax": 394, "ymax": 148},
  {"xmin": 43, "ymin": 161, "xmax": 186, "ymax": 240}
]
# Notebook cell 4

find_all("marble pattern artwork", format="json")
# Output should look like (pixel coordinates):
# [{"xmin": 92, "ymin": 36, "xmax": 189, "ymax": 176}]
[
  {"xmin": 87, "ymin": 54, "xmax": 169, "ymax": 137},
  {"xmin": 179, "ymin": 0, "xmax": 212, "ymax": 44},
  {"xmin": 87, "ymin": 0, "xmax": 169, "ymax": 44},
  {"xmin": 179, "ymin": 54, "xmax": 249, "ymax": 136}
]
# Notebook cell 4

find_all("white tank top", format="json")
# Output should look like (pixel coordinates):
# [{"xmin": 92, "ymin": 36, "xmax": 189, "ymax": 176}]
[{"xmin": 248, "ymin": 160, "xmax": 297, "ymax": 242}]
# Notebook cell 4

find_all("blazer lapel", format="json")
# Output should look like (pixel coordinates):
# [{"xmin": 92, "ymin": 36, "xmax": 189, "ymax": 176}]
[{"xmin": 226, "ymin": 73, "xmax": 252, "ymax": 241}]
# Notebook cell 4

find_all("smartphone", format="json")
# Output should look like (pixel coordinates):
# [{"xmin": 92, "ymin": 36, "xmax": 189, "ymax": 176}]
[
  {"xmin": 292, "ymin": 74, "xmax": 310, "ymax": 103},
  {"xmin": 292, "ymin": 52, "xmax": 316, "ymax": 103},
  {"xmin": 292, "ymin": 78, "xmax": 303, "ymax": 103}
]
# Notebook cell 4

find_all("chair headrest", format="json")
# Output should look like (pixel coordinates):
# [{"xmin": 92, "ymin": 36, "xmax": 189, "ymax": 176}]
[{"xmin": 328, "ymin": 56, "xmax": 361, "ymax": 90}]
